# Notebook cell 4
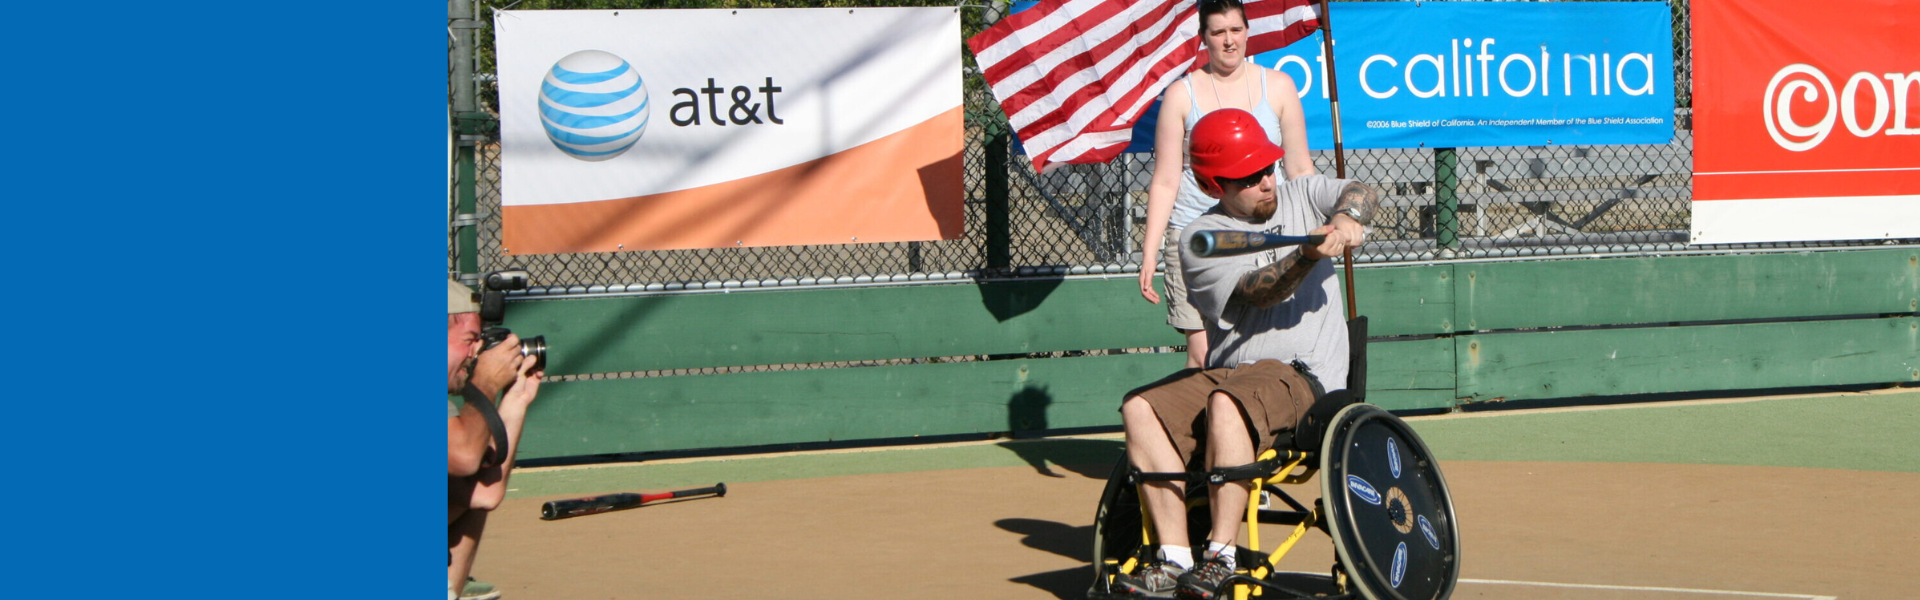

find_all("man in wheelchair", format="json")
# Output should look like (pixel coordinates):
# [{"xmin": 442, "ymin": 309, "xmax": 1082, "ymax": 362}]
[{"xmin": 1114, "ymin": 108, "xmax": 1380, "ymax": 600}]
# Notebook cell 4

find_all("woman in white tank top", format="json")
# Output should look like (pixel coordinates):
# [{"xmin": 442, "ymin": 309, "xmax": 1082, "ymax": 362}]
[{"xmin": 1137, "ymin": 0, "xmax": 1315, "ymax": 369}]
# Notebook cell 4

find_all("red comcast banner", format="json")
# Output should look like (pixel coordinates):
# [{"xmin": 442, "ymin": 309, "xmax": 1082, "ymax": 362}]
[{"xmin": 1691, "ymin": 0, "xmax": 1920, "ymax": 244}]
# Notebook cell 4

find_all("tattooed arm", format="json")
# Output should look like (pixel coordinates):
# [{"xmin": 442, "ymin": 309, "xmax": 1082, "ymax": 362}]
[
  {"xmin": 1231, "ymin": 252, "xmax": 1321, "ymax": 309},
  {"xmin": 1336, "ymin": 181, "xmax": 1382, "ymax": 250},
  {"xmin": 1221, "ymin": 182, "xmax": 1381, "ymax": 309},
  {"xmin": 1327, "ymin": 182, "xmax": 1382, "ymax": 250},
  {"xmin": 1331, "ymin": 181, "xmax": 1382, "ymax": 225}
]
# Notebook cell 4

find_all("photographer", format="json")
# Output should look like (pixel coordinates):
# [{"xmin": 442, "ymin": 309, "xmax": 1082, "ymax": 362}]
[{"xmin": 447, "ymin": 279, "xmax": 542, "ymax": 600}]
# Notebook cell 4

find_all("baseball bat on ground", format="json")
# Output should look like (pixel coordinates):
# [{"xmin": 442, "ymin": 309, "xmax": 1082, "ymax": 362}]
[
  {"xmin": 1189, "ymin": 230, "xmax": 1327, "ymax": 258},
  {"xmin": 540, "ymin": 482, "xmax": 727, "ymax": 520}
]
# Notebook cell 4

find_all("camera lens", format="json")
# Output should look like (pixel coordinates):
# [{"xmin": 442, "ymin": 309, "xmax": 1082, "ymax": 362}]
[{"xmin": 520, "ymin": 335, "xmax": 548, "ymax": 371}]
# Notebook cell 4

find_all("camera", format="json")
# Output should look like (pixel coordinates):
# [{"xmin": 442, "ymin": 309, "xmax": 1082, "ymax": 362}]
[
  {"xmin": 477, "ymin": 269, "xmax": 548, "ymax": 371},
  {"xmin": 479, "ymin": 268, "xmax": 530, "ymax": 323},
  {"xmin": 479, "ymin": 327, "xmax": 547, "ymax": 372}
]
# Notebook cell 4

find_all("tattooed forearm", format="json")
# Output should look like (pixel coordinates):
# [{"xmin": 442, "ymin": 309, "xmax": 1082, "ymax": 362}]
[
  {"xmin": 1232, "ymin": 253, "xmax": 1320, "ymax": 308},
  {"xmin": 1332, "ymin": 182, "xmax": 1383, "ymax": 225}
]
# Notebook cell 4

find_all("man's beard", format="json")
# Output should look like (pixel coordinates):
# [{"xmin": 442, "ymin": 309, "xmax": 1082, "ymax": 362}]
[
  {"xmin": 451, "ymin": 357, "xmax": 475, "ymax": 392},
  {"xmin": 1249, "ymin": 198, "xmax": 1276, "ymax": 222}
]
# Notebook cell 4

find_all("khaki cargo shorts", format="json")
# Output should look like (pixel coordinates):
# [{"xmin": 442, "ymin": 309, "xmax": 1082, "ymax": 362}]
[{"xmin": 1124, "ymin": 359, "xmax": 1320, "ymax": 466}]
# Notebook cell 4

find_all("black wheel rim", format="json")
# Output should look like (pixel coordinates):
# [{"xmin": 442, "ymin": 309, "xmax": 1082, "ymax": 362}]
[{"xmin": 1321, "ymin": 404, "xmax": 1460, "ymax": 600}]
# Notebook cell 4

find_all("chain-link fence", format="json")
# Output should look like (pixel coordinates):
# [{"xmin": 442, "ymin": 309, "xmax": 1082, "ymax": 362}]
[{"xmin": 448, "ymin": 0, "xmax": 1907, "ymax": 293}]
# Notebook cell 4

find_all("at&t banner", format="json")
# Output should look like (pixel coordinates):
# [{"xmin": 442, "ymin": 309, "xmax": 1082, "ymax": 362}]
[
  {"xmin": 493, "ymin": 8, "xmax": 964, "ymax": 254},
  {"xmin": 1691, "ymin": 0, "xmax": 1920, "ymax": 244}
]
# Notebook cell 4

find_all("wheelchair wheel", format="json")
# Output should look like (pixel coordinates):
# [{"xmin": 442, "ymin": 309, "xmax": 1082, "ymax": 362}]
[
  {"xmin": 1319, "ymin": 404, "xmax": 1460, "ymax": 600},
  {"xmin": 1090, "ymin": 456, "xmax": 1143, "ymax": 598}
]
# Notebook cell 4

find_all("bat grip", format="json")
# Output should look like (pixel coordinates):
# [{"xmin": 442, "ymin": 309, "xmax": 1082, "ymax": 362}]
[
  {"xmin": 673, "ymin": 482, "xmax": 727, "ymax": 499},
  {"xmin": 658, "ymin": 483, "xmax": 727, "ymax": 502}
]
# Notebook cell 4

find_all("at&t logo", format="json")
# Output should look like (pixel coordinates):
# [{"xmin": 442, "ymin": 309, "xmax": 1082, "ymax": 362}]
[
  {"xmin": 1763, "ymin": 63, "xmax": 1919, "ymax": 151},
  {"xmin": 539, "ymin": 50, "xmax": 650, "ymax": 162}
]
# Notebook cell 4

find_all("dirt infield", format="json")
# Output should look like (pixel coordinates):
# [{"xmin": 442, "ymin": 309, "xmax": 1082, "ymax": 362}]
[{"xmin": 473, "ymin": 459, "xmax": 1919, "ymax": 599}]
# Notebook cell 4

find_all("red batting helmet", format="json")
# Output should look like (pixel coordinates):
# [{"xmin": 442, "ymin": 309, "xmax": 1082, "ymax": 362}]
[{"xmin": 1189, "ymin": 108, "xmax": 1283, "ymax": 195}]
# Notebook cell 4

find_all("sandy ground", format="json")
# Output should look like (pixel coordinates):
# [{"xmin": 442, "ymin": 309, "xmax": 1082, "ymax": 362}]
[{"xmin": 473, "ymin": 460, "xmax": 1920, "ymax": 599}]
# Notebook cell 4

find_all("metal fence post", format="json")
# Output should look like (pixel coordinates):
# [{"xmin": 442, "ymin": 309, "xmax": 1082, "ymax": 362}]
[
  {"xmin": 977, "ymin": 0, "xmax": 1013, "ymax": 274},
  {"xmin": 455, "ymin": 117, "xmax": 483, "ymax": 277},
  {"xmin": 1434, "ymin": 147, "xmax": 1460, "ymax": 253},
  {"xmin": 986, "ymin": 131, "xmax": 1011, "ymax": 271},
  {"xmin": 450, "ymin": 0, "xmax": 481, "ymax": 282}
]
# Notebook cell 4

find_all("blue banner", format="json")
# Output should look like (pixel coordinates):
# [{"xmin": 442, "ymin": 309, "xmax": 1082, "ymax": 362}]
[{"xmin": 1125, "ymin": 1, "xmax": 1675, "ymax": 152}]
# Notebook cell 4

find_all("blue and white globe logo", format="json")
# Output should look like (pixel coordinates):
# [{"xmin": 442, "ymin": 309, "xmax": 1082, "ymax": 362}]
[{"xmin": 538, "ymin": 50, "xmax": 649, "ymax": 162}]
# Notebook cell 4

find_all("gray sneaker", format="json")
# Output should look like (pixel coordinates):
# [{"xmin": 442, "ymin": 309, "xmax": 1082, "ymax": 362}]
[
  {"xmin": 1175, "ymin": 556, "xmax": 1235, "ymax": 600},
  {"xmin": 459, "ymin": 577, "xmax": 502, "ymax": 600},
  {"xmin": 1112, "ymin": 560, "xmax": 1187, "ymax": 599}
]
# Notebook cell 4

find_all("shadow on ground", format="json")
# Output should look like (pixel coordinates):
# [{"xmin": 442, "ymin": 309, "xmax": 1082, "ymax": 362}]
[
  {"xmin": 997, "ymin": 515, "xmax": 1342, "ymax": 600},
  {"xmin": 996, "ymin": 438, "xmax": 1124, "ymax": 479},
  {"xmin": 1009, "ymin": 565, "xmax": 1097, "ymax": 600},
  {"xmin": 999, "ymin": 517, "xmax": 1097, "ymax": 599}
]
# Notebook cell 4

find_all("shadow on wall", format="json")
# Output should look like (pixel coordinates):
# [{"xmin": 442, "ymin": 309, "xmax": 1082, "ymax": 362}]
[
  {"xmin": 917, "ymin": 150, "xmax": 967, "ymax": 239},
  {"xmin": 998, "ymin": 382, "xmax": 1121, "ymax": 475},
  {"xmin": 1005, "ymin": 384, "xmax": 1063, "ymax": 477},
  {"xmin": 1008, "ymin": 383, "xmax": 1052, "ymax": 434},
  {"xmin": 1001, "ymin": 383, "xmax": 1125, "ymax": 478},
  {"xmin": 978, "ymin": 277, "xmax": 1065, "ymax": 323}
]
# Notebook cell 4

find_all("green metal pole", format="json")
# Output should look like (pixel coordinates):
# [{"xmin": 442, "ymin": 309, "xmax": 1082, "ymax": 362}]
[
  {"xmin": 450, "ymin": 0, "xmax": 481, "ymax": 280},
  {"xmin": 985, "ymin": 131, "xmax": 1011, "ymax": 271},
  {"xmin": 456, "ymin": 116, "xmax": 482, "ymax": 277},
  {"xmin": 1434, "ymin": 147, "xmax": 1460, "ymax": 253},
  {"xmin": 978, "ymin": 1, "xmax": 1013, "ymax": 273}
]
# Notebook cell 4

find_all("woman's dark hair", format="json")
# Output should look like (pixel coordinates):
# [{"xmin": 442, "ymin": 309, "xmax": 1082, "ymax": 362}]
[{"xmin": 1198, "ymin": 0, "xmax": 1248, "ymax": 35}]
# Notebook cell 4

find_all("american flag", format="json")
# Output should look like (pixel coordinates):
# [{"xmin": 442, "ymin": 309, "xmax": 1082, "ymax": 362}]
[{"xmin": 968, "ymin": 0, "xmax": 1321, "ymax": 171}]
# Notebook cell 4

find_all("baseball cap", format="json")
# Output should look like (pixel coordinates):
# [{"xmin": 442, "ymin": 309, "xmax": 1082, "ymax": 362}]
[{"xmin": 448, "ymin": 278, "xmax": 480, "ymax": 314}]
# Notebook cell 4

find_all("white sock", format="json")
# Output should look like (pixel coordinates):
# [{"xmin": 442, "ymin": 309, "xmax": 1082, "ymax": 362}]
[
  {"xmin": 1158, "ymin": 545, "xmax": 1195, "ymax": 570},
  {"xmin": 1206, "ymin": 541, "xmax": 1238, "ymax": 570}
]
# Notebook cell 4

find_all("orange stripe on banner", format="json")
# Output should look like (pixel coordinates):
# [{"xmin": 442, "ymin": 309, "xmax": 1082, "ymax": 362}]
[{"xmin": 503, "ymin": 107, "xmax": 964, "ymax": 254}]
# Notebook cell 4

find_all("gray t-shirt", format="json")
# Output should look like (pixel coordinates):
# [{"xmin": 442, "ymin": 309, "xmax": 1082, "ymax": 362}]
[{"xmin": 1179, "ymin": 174, "xmax": 1352, "ymax": 391}]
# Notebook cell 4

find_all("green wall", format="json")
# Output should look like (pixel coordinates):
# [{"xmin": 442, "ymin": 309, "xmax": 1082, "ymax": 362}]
[{"xmin": 505, "ymin": 248, "xmax": 1920, "ymax": 460}]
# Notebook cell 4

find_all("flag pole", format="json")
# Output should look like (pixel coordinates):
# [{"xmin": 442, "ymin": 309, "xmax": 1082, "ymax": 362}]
[
  {"xmin": 1313, "ymin": 0, "xmax": 1358, "ymax": 320},
  {"xmin": 1314, "ymin": 0, "xmax": 1347, "ymax": 180}
]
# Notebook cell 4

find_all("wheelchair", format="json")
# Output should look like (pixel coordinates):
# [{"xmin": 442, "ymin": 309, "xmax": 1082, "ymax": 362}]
[{"xmin": 1088, "ymin": 317, "xmax": 1461, "ymax": 600}]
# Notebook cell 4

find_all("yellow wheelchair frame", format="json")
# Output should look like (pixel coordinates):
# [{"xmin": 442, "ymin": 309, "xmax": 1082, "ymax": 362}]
[{"xmin": 1096, "ymin": 447, "xmax": 1333, "ymax": 600}]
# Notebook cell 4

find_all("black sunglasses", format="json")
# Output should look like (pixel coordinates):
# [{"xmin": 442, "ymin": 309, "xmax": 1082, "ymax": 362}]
[{"xmin": 1215, "ymin": 163, "xmax": 1275, "ymax": 190}]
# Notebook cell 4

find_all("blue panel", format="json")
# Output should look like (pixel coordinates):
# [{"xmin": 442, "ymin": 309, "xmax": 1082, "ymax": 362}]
[{"xmin": 1125, "ymin": 2, "xmax": 1676, "ymax": 151}]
